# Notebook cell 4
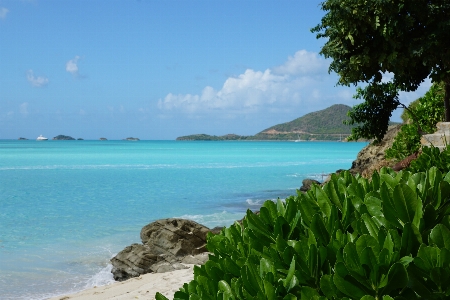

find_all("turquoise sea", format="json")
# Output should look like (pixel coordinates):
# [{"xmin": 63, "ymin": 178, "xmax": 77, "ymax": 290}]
[{"xmin": 0, "ymin": 140, "xmax": 367, "ymax": 299}]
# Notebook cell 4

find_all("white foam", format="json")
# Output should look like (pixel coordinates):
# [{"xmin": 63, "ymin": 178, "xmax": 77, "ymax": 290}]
[
  {"xmin": 176, "ymin": 211, "xmax": 245, "ymax": 228},
  {"xmin": 246, "ymin": 199, "xmax": 263, "ymax": 206},
  {"xmin": 84, "ymin": 264, "xmax": 115, "ymax": 289}
]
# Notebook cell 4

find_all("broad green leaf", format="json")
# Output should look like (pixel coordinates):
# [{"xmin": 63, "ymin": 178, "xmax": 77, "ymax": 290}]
[
  {"xmin": 333, "ymin": 272, "xmax": 368, "ymax": 299},
  {"xmin": 381, "ymin": 262, "xmax": 408, "ymax": 295},
  {"xmin": 308, "ymin": 244, "xmax": 318, "ymax": 279},
  {"xmin": 300, "ymin": 286, "xmax": 320, "ymax": 298},
  {"xmin": 380, "ymin": 183, "xmax": 402, "ymax": 229},
  {"xmin": 298, "ymin": 194, "xmax": 321, "ymax": 226},
  {"xmin": 380, "ymin": 173, "xmax": 400, "ymax": 190},
  {"xmin": 240, "ymin": 265, "xmax": 257, "ymax": 296},
  {"xmin": 320, "ymin": 274, "xmax": 336, "ymax": 299},
  {"xmin": 343, "ymin": 242, "xmax": 365, "ymax": 278},
  {"xmin": 361, "ymin": 214, "xmax": 380, "ymax": 239},
  {"xmin": 218, "ymin": 281, "xmax": 235, "ymax": 300},
  {"xmin": 356, "ymin": 234, "xmax": 379, "ymax": 255},
  {"xmin": 245, "ymin": 210, "xmax": 275, "ymax": 243},
  {"xmin": 262, "ymin": 200, "xmax": 278, "ymax": 222},
  {"xmin": 155, "ymin": 292, "xmax": 170, "ymax": 300},
  {"xmin": 284, "ymin": 257, "xmax": 297, "ymax": 292},
  {"xmin": 401, "ymin": 223, "xmax": 422, "ymax": 257},
  {"xmin": 277, "ymin": 198, "xmax": 286, "ymax": 217},
  {"xmin": 324, "ymin": 180, "xmax": 344, "ymax": 211},
  {"xmin": 263, "ymin": 280, "xmax": 276, "ymax": 300},
  {"xmin": 311, "ymin": 213, "xmax": 330, "ymax": 246},
  {"xmin": 314, "ymin": 184, "xmax": 332, "ymax": 218},
  {"xmin": 187, "ymin": 293, "xmax": 202, "ymax": 300},
  {"xmin": 260, "ymin": 258, "xmax": 276, "ymax": 280},
  {"xmin": 282, "ymin": 294, "xmax": 297, "ymax": 300},
  {"xmin": 364, "ymin": 195, "xmax": 383, "ymax": 217},
  {"xmin": 258, "ymin": 206, "xmax": 274, "ymax": 227},
  {"xmin": 392, "ymin": 183, "xmax": 419, "ymax": 225},
  {"xmin": 430, "ymin": 224, "xmax": 450, "ymax": 249}
]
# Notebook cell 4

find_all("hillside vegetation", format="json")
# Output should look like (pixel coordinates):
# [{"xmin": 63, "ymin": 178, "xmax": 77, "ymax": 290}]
[
  {"xmin": 260, "ymin": 104, "xmax": 354, "ymax": 135},
  {"xmin": 176, "ymin": 104, "xmax": 358, "ymax": 141}
]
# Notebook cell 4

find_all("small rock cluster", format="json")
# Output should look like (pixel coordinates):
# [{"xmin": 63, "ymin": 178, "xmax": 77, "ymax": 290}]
[{"xmin": 111, "ymin": 218, "xmax": 210, "ymax": 281}]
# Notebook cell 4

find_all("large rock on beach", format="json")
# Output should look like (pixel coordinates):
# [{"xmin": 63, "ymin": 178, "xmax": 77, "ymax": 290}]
[
  {"xmin": 299, "ymin": 178, "xmax": 321, "ymax": 192},
  {"xmin": 111, "ymin": 218, "xmax": 210, "ymax": 281},
  {"xmin": 349, "ymin": 125, "xmax": 401, "ymax": 177}
]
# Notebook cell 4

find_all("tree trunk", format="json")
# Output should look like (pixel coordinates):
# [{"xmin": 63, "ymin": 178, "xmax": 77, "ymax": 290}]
[{"xmin": 445, "ymin": 80, "xmax": 450, "ymax": 122}]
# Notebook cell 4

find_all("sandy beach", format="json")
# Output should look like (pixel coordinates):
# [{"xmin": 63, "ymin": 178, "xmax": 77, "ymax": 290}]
[{"xmin": 48, "ymin": 265, "xmax": 195, "ymax": 300}]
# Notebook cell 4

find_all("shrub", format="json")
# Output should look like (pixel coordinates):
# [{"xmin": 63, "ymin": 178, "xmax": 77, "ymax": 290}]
[
  {"xmin": 408, "ymin": 146, "xmax": 450, "ymax": 174},
  {"xmin": 156, "ymin": 168, "xmax": 450, "ymax": 300},
  {"xmin": 385, "ymin": 124, "xmax": 421, "ymax": 161},
  {"xmin": 386, "ymin": 83, "xmax": 444, "ymax": 161}
]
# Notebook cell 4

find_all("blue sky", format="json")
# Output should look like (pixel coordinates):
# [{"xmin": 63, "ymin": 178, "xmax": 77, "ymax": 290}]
[{"xmin": 0, "ymin": 0, "xmax": 431, "ymax": 140}]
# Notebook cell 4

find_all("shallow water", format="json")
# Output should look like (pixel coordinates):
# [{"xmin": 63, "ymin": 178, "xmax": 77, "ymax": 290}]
[{"xmin": 0, "ymin": 140, "xmax": 367, "ymax": 299}]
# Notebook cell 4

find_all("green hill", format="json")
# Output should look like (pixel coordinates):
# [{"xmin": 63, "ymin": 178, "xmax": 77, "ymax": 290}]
[
  {"xmin": 260, "ymin": 104, "xmax": 353, "ymax": 135},
  {"xmin": 177, "ymin": 104, "xmax": 361, "ymax": 141}
]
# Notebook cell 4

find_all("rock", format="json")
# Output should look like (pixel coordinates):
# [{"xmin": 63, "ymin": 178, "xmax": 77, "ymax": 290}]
[
  {"xmin": 299, "ymin": 179, "xmax": 321, "ymax": 192},
  {"xmin": 349, "ymin": 125, "xmax": 401, "ymax": 177},
  {"xmin": 111, "ymin": 218, "xmax": 211, "ymax": 281},
  {"xmin": 421, "ymin": 122, "xmax": 450, "ymax": 151},
  {"xmin": 110, "ymin": 244, "xmax": 157, "ymax": 281},
  {"xmin": 139, "ymin": 218, "xmax": 210, "ymax": 256}
]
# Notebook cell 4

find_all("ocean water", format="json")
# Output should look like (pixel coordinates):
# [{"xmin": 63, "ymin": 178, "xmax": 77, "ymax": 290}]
[{"xmin": 0, "ymin": 140, "xmax": 367, "ymax": 299}]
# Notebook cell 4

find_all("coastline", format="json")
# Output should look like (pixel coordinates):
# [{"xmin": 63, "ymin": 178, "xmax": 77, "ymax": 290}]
[{"xmin": 48, "ymin": 265, "xmax": 195, "ymax": 300}]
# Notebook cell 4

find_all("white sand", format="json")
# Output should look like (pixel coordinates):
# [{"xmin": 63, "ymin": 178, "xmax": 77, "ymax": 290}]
[{"xmin": 48, "ymin": 265, "xmax": 195, "ymax": 300}]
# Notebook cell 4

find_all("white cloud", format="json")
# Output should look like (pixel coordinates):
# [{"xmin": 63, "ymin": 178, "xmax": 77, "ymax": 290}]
[
  {"xmin": 66, "ymin": 55, "xmax": 82, "ymax": 76},
  {"xmin": 158, "ymin": 50, "xmax": 331, "ymax": 115},
  {"xmin": 26, "ymin": 70, "xmax": 49, "ymax": 87},
  {"xmin": 273, "ymin": 50, "xmax": 327, "ymax": 75},
  {"xmin": 0, "ymin": 7, "xmax": 9, "ymax": 19}
]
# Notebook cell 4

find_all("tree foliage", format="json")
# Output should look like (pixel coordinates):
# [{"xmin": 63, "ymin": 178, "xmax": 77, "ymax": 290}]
[
  {"xmin": 312, "ymin": 0, "xmax": 450, "ymax": 140},
  {"xmin": 345, "ymin": 82, "xmax": 400, "ymax": 141}
]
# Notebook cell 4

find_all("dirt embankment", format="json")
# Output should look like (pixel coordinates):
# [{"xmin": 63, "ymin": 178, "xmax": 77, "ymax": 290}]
[{"xmin": 348, "ymin": 125, "xmax": 402, "ymax": 177}]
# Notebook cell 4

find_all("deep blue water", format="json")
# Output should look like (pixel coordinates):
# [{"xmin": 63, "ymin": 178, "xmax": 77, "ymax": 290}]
[{"xmin": 0, "ymin": 140, "xmax": 367, "ymax": 299}]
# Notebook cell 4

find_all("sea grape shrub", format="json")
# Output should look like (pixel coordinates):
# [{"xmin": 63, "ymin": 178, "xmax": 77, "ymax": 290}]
[
  {"xmin": 387, "ymin": 83, "xmax": 445, "ymax": 161},
  {"xmin": 407, "ymin": 146, "xmax": 450, "ymax": 175},
  {"xmin": 385, "ymin": 124, "xmax": 421, "ymax": 161},
  {"xmin": 156, "ymin": 168, "xmax": 450, "ymax": 300}
]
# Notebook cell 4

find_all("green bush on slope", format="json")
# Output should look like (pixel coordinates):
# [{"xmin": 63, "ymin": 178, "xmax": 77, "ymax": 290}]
[
  {"xmin": 386, "ymin": 83, "xmax": 445, "ymax": 161},
  {"xmin": 156, "ymin": 165, "xmax": 450, "ymax": 300}
]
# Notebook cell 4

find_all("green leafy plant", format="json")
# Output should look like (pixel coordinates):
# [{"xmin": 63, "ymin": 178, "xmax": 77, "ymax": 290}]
[
  {"xmin": 408, "ymin": 146, "xmax": 450, "ymax": 174},
  {"xmin": 385, "ymin": 124, "xmax": 421, "ymax": 161},
  {"xmin": 386, "ymin": 83, "xmax": 445, "ymax": 161},
  {"xmin": 156, "ymin": 167, "xmax": 450, "ymax": 300}
]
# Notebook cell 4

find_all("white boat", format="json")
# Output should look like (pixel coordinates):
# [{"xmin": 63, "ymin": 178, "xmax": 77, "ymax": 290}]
[{"xmin": 36, "ymin": 135, "xmax": 48, "ymax": 141}]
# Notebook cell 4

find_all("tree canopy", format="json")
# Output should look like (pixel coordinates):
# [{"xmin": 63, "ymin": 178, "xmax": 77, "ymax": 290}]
[{"xmin": 312, "ymin": 0, "xmax": 450, "ymax": 141}]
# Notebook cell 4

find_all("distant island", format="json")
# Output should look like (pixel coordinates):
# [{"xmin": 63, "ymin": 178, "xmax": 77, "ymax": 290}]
[
  {"xmin": 53, "ymin": 135, "xmax": 75, "ymax": 140},
  {"xmin": 100, "ymin": 137, "xmax": 108, "ymax": 141},
  {"xmin": 177, "ymin": 104, "xmax": 359, "ymax": 141},
  {"xmin": 18, "ymin": 137, "xmax": 28, "ymax": 140},
  {"xmin": 123, "ymin": 137, "xmax": 140, "ymax": 141}
]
